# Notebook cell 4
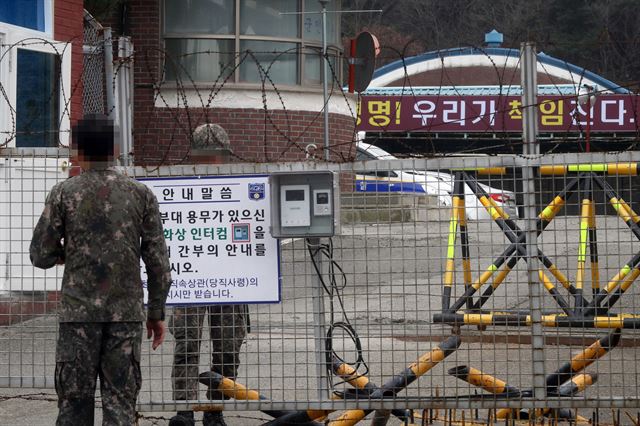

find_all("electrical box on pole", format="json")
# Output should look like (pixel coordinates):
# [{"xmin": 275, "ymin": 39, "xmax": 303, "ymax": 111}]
[{"xmin": 269, "ymin": 171, "xmax": 339, "ymax": 238}]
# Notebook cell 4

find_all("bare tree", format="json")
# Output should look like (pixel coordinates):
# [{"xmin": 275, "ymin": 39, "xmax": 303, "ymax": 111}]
[{"xmin": 342, "ymin": 0, "xmax": 640, "ymax": 91}]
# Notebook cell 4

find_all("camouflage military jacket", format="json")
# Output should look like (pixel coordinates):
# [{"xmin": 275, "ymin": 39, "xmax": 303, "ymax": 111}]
[{"xmin": 30, "ymin": 167, "xmax": 171, "ymax": 322}]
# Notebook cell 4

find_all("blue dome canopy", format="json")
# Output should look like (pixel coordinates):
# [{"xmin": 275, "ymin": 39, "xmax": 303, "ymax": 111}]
[{"xmin": 371, "ymin": 46, "xmax": 629, "ymax": 94}]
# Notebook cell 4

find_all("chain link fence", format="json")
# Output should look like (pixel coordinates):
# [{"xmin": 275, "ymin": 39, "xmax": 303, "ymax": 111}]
[
  {"xmin": 3, "ymin": 149, "xmax": 640, "ymax": 424},
  {"xmin": 82, "ymin": 11, "xmax": 106, "ymax": 116},
  {"xmin": 2, "ymin": 17, "xmax": 640, "ymax": 423}
]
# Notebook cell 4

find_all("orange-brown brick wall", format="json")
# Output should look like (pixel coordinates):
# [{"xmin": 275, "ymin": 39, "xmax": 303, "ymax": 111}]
[
  {"xmin": 110, "ymin": 0, "xmax": 356, "ymax": 166},
  {"xmin": 54, "ymin": 0, "xmax": 84, "ymax": 124}
]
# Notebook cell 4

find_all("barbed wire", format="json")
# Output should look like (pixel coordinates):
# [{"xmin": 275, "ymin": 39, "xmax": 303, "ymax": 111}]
[
  {"xmin": 2, "ymin": 390, "xmax": 640, "ymax": 426},
  {"xmin": 134, "ymin": 413, "xmax": 272, "ymax": 425},
  {"xmin": 0, "ymin": 392, "xmax": 57, "ymax": 403},
  {"xmin": 0, "ymin": 392, "xmax": 269, "ymax": 425},
  {"xmin": 3, "ymin": 18, "xmax": 640, "ymax": 424},
  {"xmin": 1, "ymin": 31, "xmax": 639, "ymax": 164}
]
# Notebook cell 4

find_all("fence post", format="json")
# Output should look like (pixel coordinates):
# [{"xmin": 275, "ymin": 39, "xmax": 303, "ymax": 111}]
[
  {"xmin": 103, "ymin": 28, "xmax": 115, "ymax": 119},
  {"xmin": 116, "ymin": 37, "xmax": 133, "ymax": 166},
  {"xmin": 521, "ymin": 41, "xmax": 546, "ymax": 402}
]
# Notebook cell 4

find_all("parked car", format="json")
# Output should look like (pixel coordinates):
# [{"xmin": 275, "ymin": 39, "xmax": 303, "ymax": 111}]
[{"xmin": 355, "ymin": 141, "xmax": 519, "ymax": 220}]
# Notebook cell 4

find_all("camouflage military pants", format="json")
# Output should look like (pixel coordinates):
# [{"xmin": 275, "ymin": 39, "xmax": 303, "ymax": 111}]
[
  {"xmin": 55, "ymin": 322, "xmax": 142, "ymax": 426},
  {"xmin": 169, "ymin": 305, "xmax": 247, "ymax": 401}
]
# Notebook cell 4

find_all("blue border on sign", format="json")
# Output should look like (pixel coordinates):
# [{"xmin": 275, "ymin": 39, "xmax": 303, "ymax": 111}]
[
  {"xmin": 138, "ymin": 174, "xmax": 282, "ymax": 305},
  {"xmin": 137, "ymin": 174, "xmax": 268, "ymax": 182}
]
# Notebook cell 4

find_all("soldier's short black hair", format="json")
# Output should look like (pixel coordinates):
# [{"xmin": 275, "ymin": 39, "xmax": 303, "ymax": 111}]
[{"xmin": 73, "ymin": 114, "xmax": 115, "ymax": 162}]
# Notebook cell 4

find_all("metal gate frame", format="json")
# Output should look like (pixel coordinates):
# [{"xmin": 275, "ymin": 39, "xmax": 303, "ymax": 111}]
[{"xmin": 124, "ymin": 150, "xmax": 640, "ymax": 416}]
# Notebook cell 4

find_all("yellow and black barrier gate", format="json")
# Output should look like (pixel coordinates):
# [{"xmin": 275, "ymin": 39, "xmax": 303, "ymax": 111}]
[{"xmin": 435, "ymin": 164, "xmax": 640, "ymax": 330}]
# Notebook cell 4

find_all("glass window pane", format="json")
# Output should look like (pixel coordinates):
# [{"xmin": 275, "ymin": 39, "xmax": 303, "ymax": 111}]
[
  {"xmin": 0, "ymin": 0, "xmax": 45, "ymax": 32},
  {"xmin": 356, "ymin": 149, "xmax": 375, "ymax": 161},
  {"xmin": 240, "ymin": 0, "xmax": 298, "ymax": 37},
  {"xmin": 164, "ymin": 0, "xmax": 234, "ymax": 35},
  {"xmin": 303, "ymin": 48, "xmax": 339, "ymax": 85},
  {"xmin": 164, "ymin": 39, "xmax": 235, "ymax": 82},
  {"xmin": 16, "ymin": 49, "xmax": 59, "ymax": 147},
  {"xmin": 303, "ymin": 48, "xmax": 321, "ymax": 83},
  {"xmin": 240, "ymin": 41, "xmax": 298, "ymax": 85},
  {"xmin": 303, "ymin": 0, "xmax": 339, "ymax": 44}
]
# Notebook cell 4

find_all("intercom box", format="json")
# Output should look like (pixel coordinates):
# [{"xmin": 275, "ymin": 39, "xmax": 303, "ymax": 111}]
[{"xmin": 269, "ymin": 171, "xmax": 339, "ymax": 238}]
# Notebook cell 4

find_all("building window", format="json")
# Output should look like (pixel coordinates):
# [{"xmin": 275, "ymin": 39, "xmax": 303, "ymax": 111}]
[
  {"xmin": 165, "ymin": 39, "xmax": 236, "ymax": 82},
  {"xmin": 15, "ymin": 49, "xmax": 60, "ymax": 147},
  {"xmin": 239, "ymin": 40, "xmax": 298, "ymax": 85},
  {"xmin": 240, "ymin": 0, "xmax": 298, "ymax": 38},
  {"xmin": 302, "ymin": 0, "xmax": 338, "ymax": 44},
  {"xmin": 0, "ymin": 0, "xmax": 51, "ymax": 34},
  {"xmin": 0, "ymin": 4, "xmax": 68, "ymax": 148},
  {"xmin": 163, "ymin": 0, "xmax": 342, "ymax": 86},
  {"xmin": 164, "ymin": 0, "xmax": 234, "ymax": 35}
]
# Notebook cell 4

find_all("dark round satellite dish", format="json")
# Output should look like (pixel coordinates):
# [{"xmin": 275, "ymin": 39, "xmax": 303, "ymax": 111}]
[{"xmin": 352, "ymin": 31, "xmax": 379, "ymax": 93}]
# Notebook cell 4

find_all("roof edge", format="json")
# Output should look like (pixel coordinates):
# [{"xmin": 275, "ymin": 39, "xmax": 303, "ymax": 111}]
[{"xmin": 372, "ymin": 47, "xmax": 629, "ymax": 94}]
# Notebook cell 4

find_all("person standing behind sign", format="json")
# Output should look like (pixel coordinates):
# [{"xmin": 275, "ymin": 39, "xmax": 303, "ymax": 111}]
[
  {"xmin": 30, "ymin": 114, "xmax": 172, "ymax": 425},
  {"xmin": 169, "ymin": 125, "xmax": 248, "ymax": 426},
  {"xmin": 169, "ymin": 305, "xmax": 247, "ymax": 426}
]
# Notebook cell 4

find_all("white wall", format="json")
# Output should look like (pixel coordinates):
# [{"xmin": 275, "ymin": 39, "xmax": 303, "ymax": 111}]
[{"xmin": 0, "ymin": 157, "xmax": 68, "ymax": 292}]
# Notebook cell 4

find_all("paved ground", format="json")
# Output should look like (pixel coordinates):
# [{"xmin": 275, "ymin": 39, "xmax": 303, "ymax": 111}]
[{"xmin": 2, "ymin": 217, "xmax": 640, "ymax": 425}]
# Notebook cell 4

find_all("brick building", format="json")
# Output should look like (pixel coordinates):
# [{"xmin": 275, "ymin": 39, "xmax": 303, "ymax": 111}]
[{"xmin": 104, "ymin": 0, "xmax": 357, "ymax": 166}]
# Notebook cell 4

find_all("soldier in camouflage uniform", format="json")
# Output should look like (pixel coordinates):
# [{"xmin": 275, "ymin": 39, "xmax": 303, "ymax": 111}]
[
  {"xmin": 169, "ymin": 305, "xmax": 247, "ymax": 426},
  {"xmin": 169, "ymin": 123, "xmax": 248, "ymax": 426},
  {"xmin": 30, "ymin": 114, "xmax": 171, "ymax": 426}
]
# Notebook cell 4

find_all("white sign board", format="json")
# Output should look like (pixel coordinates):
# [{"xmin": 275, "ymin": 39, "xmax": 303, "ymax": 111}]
[{"xmin": 139, "ymin": 175, "xmax": 280, "ymax": 305}]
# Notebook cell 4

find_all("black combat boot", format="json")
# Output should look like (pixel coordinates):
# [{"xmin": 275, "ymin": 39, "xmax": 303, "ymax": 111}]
[
  {"xmin": 203, "ymin": 411, "xmax": 227, "ymax": 426},
  {"xmin": 169, "ymin": 410, "xmax": 195, "ymax": 426}
]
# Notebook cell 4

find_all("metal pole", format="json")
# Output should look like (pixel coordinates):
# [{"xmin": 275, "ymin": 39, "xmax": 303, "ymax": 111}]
[
  {"xmin": 117, "ymin": 37, "xmax": 133, "ymax": 166},
  {"xmin": 586, "ymin": 94, "xmax": 591, "ymax": 153},
  {"xmin": 520, "ymin": 41, "xmax": 546, "ymax": 400},
  {"xmin": 117, "ymin": 37, "xmax": 127, "ymax": 165},
  {"xmin": 308, "ymin": 237, "xmax": 330, "ymax": 400},
  {"xmin": 103, "ymin": 28, "xmax": 115, "ymax": 119},
  {"xmin": 320, "ymin": 0, "xmax": 330, "ymax": 161},
  {"xmin": 127, "ymin": 38, "xmax": 134, "ymax": 165},
  {"xmin": 279, "ymin": 4, "xmax": 381, "ymax": 159}
]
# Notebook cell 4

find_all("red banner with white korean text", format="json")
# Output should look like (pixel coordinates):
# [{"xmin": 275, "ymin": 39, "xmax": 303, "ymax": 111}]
[{"xmin": 356, "ymin": 95, "xmax": 640, "ymax": 133}]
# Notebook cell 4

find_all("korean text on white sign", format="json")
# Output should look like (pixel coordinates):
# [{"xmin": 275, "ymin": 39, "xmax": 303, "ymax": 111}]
[{"xmin": 139, "ymin": 175, "xmax": 280, "ymax": 305}]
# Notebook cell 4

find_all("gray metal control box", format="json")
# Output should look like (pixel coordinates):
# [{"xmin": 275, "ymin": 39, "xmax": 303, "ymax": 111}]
[{"xmin": 269, "ymin": 171, "xmax": 339, "ymax": 238}]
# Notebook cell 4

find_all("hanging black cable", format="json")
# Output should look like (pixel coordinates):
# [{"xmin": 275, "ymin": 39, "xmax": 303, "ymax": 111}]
[{"xmin": 306, "ymin": 238, "xmax": 369, "ymax": 390}]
